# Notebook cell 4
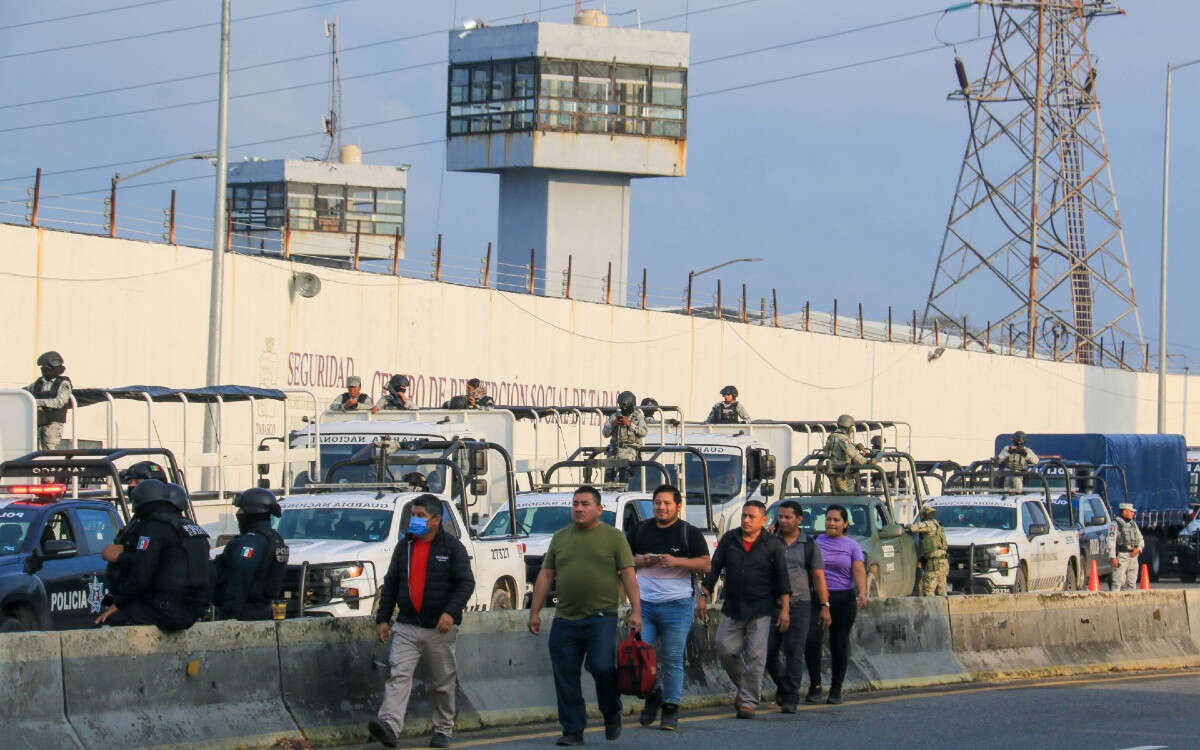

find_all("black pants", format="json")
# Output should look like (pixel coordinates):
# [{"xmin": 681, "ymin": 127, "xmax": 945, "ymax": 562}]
[
  {"xmin": 765, "ymin": 600, "xmax": 812, "ymax": 704},
  {"xmin": 104, "ymin": 596, "xmax": 197, "ymax": 632},
  {"xmin": 804, "ymin": 589, "xmax": 857, "ymax": 690}
]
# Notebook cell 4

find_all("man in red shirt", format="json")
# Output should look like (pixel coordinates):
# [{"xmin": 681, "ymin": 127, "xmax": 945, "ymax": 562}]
[{"xmin": 370, "ymin": 495, "xmax": 475, "ymax": 749}]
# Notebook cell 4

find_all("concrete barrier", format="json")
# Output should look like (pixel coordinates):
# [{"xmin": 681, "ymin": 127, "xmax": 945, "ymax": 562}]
[
  {"xmin": 0, "ymin": 630, "xmax": 83, "ymax": 750},
  {"xmin": 60, "ymin": 620, "xmax": 301, "ymax": 750},
  {"xmin": 844, "ymin": 596, "xmax": 968, "ymax": 690}
]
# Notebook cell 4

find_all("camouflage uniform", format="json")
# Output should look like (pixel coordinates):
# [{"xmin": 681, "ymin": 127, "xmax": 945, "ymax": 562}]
[
  {"xmin": 908, "ymin": 516, "xmax": 949, "ymax": 596},
  {"xmin": 823, "ymin": 432, "xmax": 867, "ymax": 493},
  {"xmin": 705, "ymin": 400, "xmax": 751, "ymax": 424},
  {"xmin": 602, "ymin": 408, "xmax": 647, "ymax": 462},
  {"xmin": 1112, "ymin": 514, "xmax": 1144, "ymax": 591},
  {"xmin": 996, "ymin": 444, "xmax": 1038, "ymax": 492},
  {"xmin": 376, "ymin": 392, "xmax": 413, "ymax": 410}
]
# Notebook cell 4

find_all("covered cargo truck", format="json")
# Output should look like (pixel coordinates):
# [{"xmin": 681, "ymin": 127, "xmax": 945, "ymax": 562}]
[{"xmin": 995, "ymin": 433, "xmax": 1193, "ymax": 581}]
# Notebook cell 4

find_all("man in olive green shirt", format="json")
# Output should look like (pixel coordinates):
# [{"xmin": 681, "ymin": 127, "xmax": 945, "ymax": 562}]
[{"xmin": 529, "ymin": 487, "xmax": 641, "ymax": 746}]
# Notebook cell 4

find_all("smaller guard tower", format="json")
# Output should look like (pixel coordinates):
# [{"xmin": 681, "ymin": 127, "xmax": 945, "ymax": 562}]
[
  {"xmin": 225, "ymin": 145, "xmax": 408, "ymax": 261},
  {"xmin": 447, "ymin": 10, "xmax": 688, "ymax": 303}
]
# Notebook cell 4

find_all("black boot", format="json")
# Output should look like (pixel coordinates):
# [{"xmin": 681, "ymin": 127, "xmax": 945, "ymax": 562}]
[
  {"xmin": 659, "ymin": 703, "xmax": 679, "ymax": 731},
  {"xmin": 805, "ymin": 684, "xmax": 823, "ymax": 704},
  {"xmin": 640, "ymin": 687, "xmax": 662, "ymax": 726},
  {"xmin": 826, "ymin": 686, "xmax": 843, "ymax": 705}
]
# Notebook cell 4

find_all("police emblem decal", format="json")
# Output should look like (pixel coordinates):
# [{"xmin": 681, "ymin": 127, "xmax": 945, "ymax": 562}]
[
  {"xmin": 87, "ymin": 576, "xmax": 105, "ymax": 614},
  {"xmin": 137, "ymin": 536, "xmax": 151, "ymax": 550},
  {"xmin": 241, "ymin": 547, "xmax": 254, "ymax": 559}
]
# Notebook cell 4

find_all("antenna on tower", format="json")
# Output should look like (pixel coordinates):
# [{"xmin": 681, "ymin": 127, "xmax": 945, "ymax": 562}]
[
  {"xmin": 322, "ymin": 19, "xmax": 342, "ymax": 161},
  {"xmin": 922, "ymin": 0, "xmax": 1141, "ymax": 367}
]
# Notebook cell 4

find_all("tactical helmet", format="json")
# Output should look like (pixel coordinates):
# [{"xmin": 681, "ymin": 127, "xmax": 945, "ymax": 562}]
[
  {"xmin": 920, "ymin": 505, "xmax": 937, "ymax": 518},
  {"xmin": 836, "ymin": 414, "xmax": 856, "ymax": 430},
  {"xmin": 36, "ymin": 351, "xmax": 64, "ymax": 368},
  {"xmin": 640, "ymin": 397, "xmax": 659, "ymax": 408},
  {"xmin": 617, "ymin": 391, "xmax": 637, "ymax": 414},
  {"xmin": 346, "ymin": 375, "xmax": 362, "ymax": 388},
  {"xmin": 447, "ymin": 395, "xmax": 470, "ymax": 409},
  {"xmin": 1013, "ymin": 430, "xmax": 1027, "ymax": 444},
  {"xmin": 388, "ymin": 374, "xmax": 410, "ymax": 391},
  {"xmin": 120, "ymin": 460, "xmax": 167, "ymax": 484},
  {"xmin": 165, "ymin": 483, "xmax": 190, "ymax": 513},
  {"xmin": 130, "ymin": 478, "xmax": 173, "ymax": 511},
  {"xmin": 403, "ymin": 471, "xmax": 429, "ymax": 490},
  {"xmin": 720, "ymin": 385, "xmax": 738, "ymax": 398},
  {"xmin": 870, "ymin": 436, "xmax": 883, "ymax": 450},
  {"xmin": 234, "ymin": 487, "xmax": 282, "ymax": 517}
]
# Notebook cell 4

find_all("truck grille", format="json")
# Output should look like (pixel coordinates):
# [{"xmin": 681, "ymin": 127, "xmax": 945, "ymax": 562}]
[{"xmin": 280, "ymin": 565, "xmax": 337, "ymax": 615}]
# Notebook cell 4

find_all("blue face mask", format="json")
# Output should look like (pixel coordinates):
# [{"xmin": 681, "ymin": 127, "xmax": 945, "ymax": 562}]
[{"xmin": 407, "ymin": 516, "xmax": 429, "ymax": 536}]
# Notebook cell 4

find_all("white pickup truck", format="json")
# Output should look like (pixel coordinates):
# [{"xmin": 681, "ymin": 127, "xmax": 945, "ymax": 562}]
[{"xmin": 276, "ymin": 437, "xmax": 526, "ymax": 617}]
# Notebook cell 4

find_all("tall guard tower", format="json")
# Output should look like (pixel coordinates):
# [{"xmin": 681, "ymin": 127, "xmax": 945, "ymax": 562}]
[
  {"xmin": 923, "ymin": 0, "xmax": 1142, "ymax": 366},
  {"xmin": 447, "ymin": 10, "xmax": 688, "ymax": 303}
]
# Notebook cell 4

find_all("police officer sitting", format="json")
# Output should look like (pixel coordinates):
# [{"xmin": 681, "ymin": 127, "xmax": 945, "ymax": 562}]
[
  {"xmin": 25, "ymin": 351, "xmax": 73, "ymax": 450},
  {"xmin": 373, "ymin": 374, "xmax": 414, "ymax": 412},
  {"xmin": 705, "ymin": 385, "xmax": 750, "ymax": 424},
  {"xmin": 330, "ymin": 375, "xmax": 373, "ymax": 412},
  {"xmin": 97, "ymin": 479, "xmax": 212, "ymax": 631},
  {"xmin": 212, "ymin": 488, "xmax": 290, "ymax": 621}
]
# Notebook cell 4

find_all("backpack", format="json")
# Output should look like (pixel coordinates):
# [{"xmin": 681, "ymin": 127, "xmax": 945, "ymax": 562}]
[{"xmin": 616, "ymin": 629, "xmax": 658, "ymax": 697}]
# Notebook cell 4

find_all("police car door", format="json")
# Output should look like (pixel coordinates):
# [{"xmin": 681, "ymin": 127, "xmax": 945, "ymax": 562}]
[
  {"xmin": 36, "ymin": 510, "xmax": 99, "ymax": 629},
  {"xmin": 1020, "ymin": 501, "xmax": 1051, "ymax": 589},
  {"xmin": 69, "ymin": 506, "xmax": 120, "ymax": 623}
]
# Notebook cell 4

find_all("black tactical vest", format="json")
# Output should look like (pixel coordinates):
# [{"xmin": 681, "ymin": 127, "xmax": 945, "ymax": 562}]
[
  {"xmin": 715, "ymin": 401, "xmax": 739, "ymax": 423},
  {"xmin": 246, "ymin": 527, "xmax": 290, "ymax": 604},
  {"xmin": 31, "ymin": 376, "xmax": 70, "ymax": 426},
  {"xmin": 148, "ymin": 512, "xmax": 213, "ymax": 608}
]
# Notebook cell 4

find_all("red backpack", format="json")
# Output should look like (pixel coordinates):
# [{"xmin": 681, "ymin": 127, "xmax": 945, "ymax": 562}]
[{"xmin": 616, "ymin": 629, "xmax": 658, "ymax": 697}]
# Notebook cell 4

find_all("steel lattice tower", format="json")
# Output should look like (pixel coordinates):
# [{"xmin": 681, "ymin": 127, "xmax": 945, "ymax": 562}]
[{"xmin": 923, "ymin": 0, "xmax": 1143, "ymax": 366}]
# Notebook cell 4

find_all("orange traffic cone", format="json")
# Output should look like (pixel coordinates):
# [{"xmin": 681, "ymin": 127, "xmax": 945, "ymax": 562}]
[
  {"xmin": 1138, "ymin": 564, "xmax": 1151, "ymax": 590},
  {"xmin": 1087, "ymin": 559, "xmax": 1100, "ymax": 592}
]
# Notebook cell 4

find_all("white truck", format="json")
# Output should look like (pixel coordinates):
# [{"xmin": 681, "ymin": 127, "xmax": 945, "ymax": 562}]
[
  {"xmin": 275, "ymin": 436, "xmax": 526, "ymax": 617},
  {"xmin": 927, "ymin": 461, "xmax": 1082, "ymax": 593}
]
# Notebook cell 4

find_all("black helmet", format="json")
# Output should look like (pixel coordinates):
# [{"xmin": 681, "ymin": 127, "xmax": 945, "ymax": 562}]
[
  {"xmin": 234, "ymin": 487, "xmax": 282, "ymax": 517},
  {"xmin": 720, "ymin": 385, "xmax": 738, "ymax": 398},
  {"xmin": 165, "ymin": 483, "xmax": 190, "ymax": 512},
  {"xmin": 447, "ymin": 395, "xmax": 470, "ymax": 409},
  {"xmin": 617, "ymin": 391, "xmax": 636, "ymax": 414},
  {"xmin": 1013, "ymin": 430, "xmax": 1027, "ymax": 444},
  {"xmin": 640, "ymin": 397, "xmax": 659, "ymax": 408},
  {"xmin": 388, "ymin": 374, "xmax": 410, "ymax": 391},
  {"xmin": 120, "ymin": 460, "xmax": 167, "ymax": 484},
  {"xmin": 130, "ymin": 479, "xmax": 173, "ymax": 512},
  {"xmin": 403, "ymin": 471, "xmax": 428, "ymax": 490},
  {"xmin": 36, "ymin": 351, "xmax": 64, "ymax": 368}
]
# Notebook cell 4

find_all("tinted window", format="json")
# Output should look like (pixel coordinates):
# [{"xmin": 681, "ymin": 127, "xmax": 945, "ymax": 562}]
[
  {"xmin": 1022, "ymin": 502, "xmax": 1047, "ymax": 534},
  {"xmin": 1048, "ymin": 497, "xmax": 1073, "ymax": 528},
  {"xmin": 0, "ymin": 506, "xmax": 38, "ymax": 555},
  {"xmin": 767, "ymin": 502, "xmax": 870, "ymax": 537},
  {"xmin": 481, "ymin": 505, "xmax": 616, "ymax": 537},
  {"xmin": 74, "ymin": 508, "xmax": 118, "ymax": 555},
  {"xmin": 934, "ymin": 504, "xmax": 1017, "ymax": 530},
  {"xmin": 41, "ymin": 511, "xmax": 76, "ymax": 548},
  {"xmin": 278, "ymin": 507, "xmax": 393, "ymax": 542}
]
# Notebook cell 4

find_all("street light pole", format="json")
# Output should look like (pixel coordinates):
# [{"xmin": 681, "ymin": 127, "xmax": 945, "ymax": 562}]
[
  {"xmin": 109, "ymin": 154, "xmax": 216, "ymax": 236},
  {"xmin": 688, "ymin": 257, "xmax": 762, "ymax": 316},
  {"xmin": 1158, "ymin": 57, "xmax": 1200, "ymax": 433}
]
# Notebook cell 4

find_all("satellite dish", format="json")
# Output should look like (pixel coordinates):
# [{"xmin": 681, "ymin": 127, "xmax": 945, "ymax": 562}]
[{"xmin": 292, "ymin": 272, "xmax": 322, "ymax": 298}]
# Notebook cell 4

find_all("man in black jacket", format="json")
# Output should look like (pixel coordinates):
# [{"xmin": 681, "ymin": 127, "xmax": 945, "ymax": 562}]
[
  {"xmin": 700, "ymin": 500, "xmax": 790, "ymax": 719},
  {"xmin": 369, "ymin": 495, "xmax": 475, "ymax": 749}
]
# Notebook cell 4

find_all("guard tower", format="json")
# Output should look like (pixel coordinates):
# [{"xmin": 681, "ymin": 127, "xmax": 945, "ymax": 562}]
[
  {"xmin": 225, "ymin": 145, "xmax": 408, "ymax": 261},
  {"xmin": 447, "ymin": 10, "xmax": 688, "ymax": 303}
]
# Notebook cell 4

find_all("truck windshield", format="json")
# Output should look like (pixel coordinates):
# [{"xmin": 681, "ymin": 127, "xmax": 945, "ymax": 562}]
[
  {"xmin": 628, "ymin": 453, "xmax": 743, "ymax": 502},
  {"xmin": 767, "ymin": 502, "xmax": 871, "ymax": 536},
  {"xmin": 323, "ymin": 450, "xmax": 464, "ymax": 497},
  {"xmin": 0, "ymin": 507, "xmax": 36, "ymax": 555},
  {"xmin": 482, "ymin": 506, "xmax": 616, "ymax": 537},
  {"xmin": 934, "ymin": 505, "xmax": 1017, "ymax": 530},
  {"xmin": 1047, "ymin": 497, "xmax": 1075, "ymax": 528},
  {"xmin": 277, "ymin": 507, "xmax": 394, "ymax": 542}
]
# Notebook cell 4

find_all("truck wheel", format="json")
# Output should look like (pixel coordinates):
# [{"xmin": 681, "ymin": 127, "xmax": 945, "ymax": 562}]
[
  {"xmin": 0, "ymin": 616, "xmax": 27, "ymax": 633},
  {"xmin": 866, "ymin": 570, "xmax": 882, "ymax": 600},
  {"xmin": 1014, "ymin": 565, "xmax": 1028, "ymax": 593},
  {"xmin": 490, "ymin": 585, "xmax": 513, "ymax": 611},
  {"xmin": 1141, "ymin": 535, "xmax": 1162, "ymax": 582}
]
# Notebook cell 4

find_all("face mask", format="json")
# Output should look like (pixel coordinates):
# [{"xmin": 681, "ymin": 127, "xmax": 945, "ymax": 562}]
[{"xmin": 407, "ymin": 516, "xmax": 429, "ymax": 536}]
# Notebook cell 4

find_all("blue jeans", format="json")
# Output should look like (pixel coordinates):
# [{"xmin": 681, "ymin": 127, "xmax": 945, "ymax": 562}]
[
  {"xmin": 548, "ymin": 612, "xmax": 621, "ymax": 736},
  {"xmin": 640, "ymin": 597, "xmax": 695, "ymax": 704}
]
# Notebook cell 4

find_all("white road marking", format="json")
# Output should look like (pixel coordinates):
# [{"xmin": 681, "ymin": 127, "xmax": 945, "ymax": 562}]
[{"xmin": 1114, "ymin": 745, "xmax": 1168, "ymax": 750}]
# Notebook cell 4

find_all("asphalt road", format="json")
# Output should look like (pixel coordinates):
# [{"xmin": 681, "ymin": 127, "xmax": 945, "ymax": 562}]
[{"xmin": 342, "ymin": 670, "xmax": 1200, "ymax": 750}]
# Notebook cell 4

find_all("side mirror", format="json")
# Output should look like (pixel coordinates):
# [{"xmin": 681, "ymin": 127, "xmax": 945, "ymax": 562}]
[
  {"xmin": 470, "ymin": 477, "xmax": 488, "ymax": 496},
  {"xmin": 257, "ymin": 477, "xmax": 271, "ymax": 489},
  {"xmin": 879, "ymin": 523, "xmax": 904, "ymax": 539},
  {"xmin": 257, "ymin": 444, "xmax": 270, "ymax": 476},
  {"xmin": 746, "ymin": 449, "xmax": 777, "ymax": 481},
  {"xmin": 1087, "ymin": 515, "xmax": 1108, "ymax": 527},
  {"xmin": 759, "ymin": 481, "xmax": 775, "ymax": 498},
  {"xmin": 42, "ymin": 539, "xmax": 78, "ymax": 559},
  {"xmin": 469, "ymin": 448, "xmax": 488, "ymax": 475},
  {"xmin": 1028, "ymin": 523, "xmax": 1049, "ymax": 537}
]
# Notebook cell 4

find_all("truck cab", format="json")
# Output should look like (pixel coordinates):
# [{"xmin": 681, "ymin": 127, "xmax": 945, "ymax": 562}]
[
  {"xmin": 929, "ymin": 462, "xmax": 1082, "ymax": 593},
  {"xmin": 275, "ymin": 437, "xmax": 526, "ymax": 616},
  {"xmin": 1033, "ymin": 460, "xmax": 1119, "ymax": 582}
]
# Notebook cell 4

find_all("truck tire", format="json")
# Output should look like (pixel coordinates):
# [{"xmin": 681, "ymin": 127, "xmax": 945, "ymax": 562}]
[
  {"xmin": 490, "ymin": 584, "xmax": 513, "ymax": 611},
  {"xmin": 866, "ymin": 570, "xmax": 882, "ymax": 600},
  {"xmin": 0, "ymin": 616, "xmax": 27, "ymax": 633},
  {"xmin": 1141, "ymin": 534, "xmax": 1162, "ymax": 583},
  {"xmin": 1182, "ymin": 570, "xmax": 1197, "ymax": 584}
]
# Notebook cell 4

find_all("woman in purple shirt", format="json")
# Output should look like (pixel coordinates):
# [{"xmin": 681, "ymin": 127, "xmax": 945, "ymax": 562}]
[{"xmin": 804, "ymin": 504, "xmax": 867, "ymax": 705}]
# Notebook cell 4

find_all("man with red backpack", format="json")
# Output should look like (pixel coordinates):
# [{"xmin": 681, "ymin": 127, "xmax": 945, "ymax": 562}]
[{"xmin": 626, "ymin": 484, "xmax": 711, "ymax": 731}]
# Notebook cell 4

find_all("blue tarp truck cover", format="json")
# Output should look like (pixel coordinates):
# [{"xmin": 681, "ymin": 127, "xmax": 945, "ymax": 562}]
[{"xmin": 994, "ymin": 433, "xmax": 1189, "ymax": 513}]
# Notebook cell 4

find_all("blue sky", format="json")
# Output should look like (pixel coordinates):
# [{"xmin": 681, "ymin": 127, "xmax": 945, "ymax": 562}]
[{"xmin": 2, "ymin": 0, "xmax": 1198, "ymax": 367}]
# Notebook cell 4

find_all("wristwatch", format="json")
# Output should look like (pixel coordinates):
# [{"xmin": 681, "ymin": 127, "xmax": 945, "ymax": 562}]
[{"xmin": 821, "ymin": 602, "xmax": 830, "ymax": 607}]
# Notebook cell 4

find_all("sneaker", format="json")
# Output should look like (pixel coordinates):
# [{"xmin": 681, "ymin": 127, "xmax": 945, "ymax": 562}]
[
  {"xmin": 555, "ymin": 734, "xmax": 585, "ymax": 746},
  {"xmin": 735, "ymin": 705, "xmax": 755, "ymax": 720},
  {"xmin": 429, "ymin": 732, "xmax": 452, "ymax": 748},
  {"xmin": 659, "ymin": 703, "xmax": 679, "ymax": 731},
  {"xmin": 780, "ymin": 702, "xmax": 797, "ymax": 714},
  {"xmin": 804, "ymin": 685, "xmax": 823, "ymax": 704},
  {"xmin": 604, "ymin": 713, "xmax": 622, "ymax": 741},
  {"xmin": 640, "ymin": 687, "xmax": 663, "ymax": 726},
  {"xmin": 826, "ymin": 687, "xmax": 843, "ymax": 705},
  {"xmin": 368, "ymin": 719, "xmax": 399, "ymax": 748}
]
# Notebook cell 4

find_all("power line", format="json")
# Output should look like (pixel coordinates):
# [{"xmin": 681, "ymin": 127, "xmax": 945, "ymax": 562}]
[
  {"xmin": 0, "ymin": 0, "xmax": 180, "ymax": 31},
  {"xmin": 0, "ymin": 0, "xmax": 360, "ymax": 61}
]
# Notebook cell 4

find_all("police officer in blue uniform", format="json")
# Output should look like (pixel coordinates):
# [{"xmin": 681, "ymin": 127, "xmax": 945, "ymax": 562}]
[
  {"xmin": 96, "ymin": 479, "xmax": 212, "ymax": 631},
  {"xmin": 212, "ymin": 488, "xmax": 289, "ymax": 620}
]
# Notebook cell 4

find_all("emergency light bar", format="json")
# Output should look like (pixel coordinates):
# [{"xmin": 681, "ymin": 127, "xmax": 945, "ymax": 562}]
[{"xmin": 0, "ymin": 483, "xmax": 67, "ymax": 499}]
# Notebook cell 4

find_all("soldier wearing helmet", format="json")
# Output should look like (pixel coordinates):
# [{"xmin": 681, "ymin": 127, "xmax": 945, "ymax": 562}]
[
  {"xmin": 995, "ymin": 431, "xmax": 1038, "ymax": 492},
  {"xmin": 822, "ymin": 415, "xmax": 869, "ymax": 493},
  {"xmin": 373, "ymin": 374, "xmax": 415, "ymax": 412},
  {"xmin": 119, "ymin": 460, "xmax": 168, "ymax": 496},
  {"xmin": 705, "ymin": 385, "xmax": 750, "ymax": 424},
  {"xmin": 330, "ymin": 375, "xmax": 373, "ymax": 412},
  {"xmin": 212, "ymin": 488, "xmax": 289, "ymax": 620},
  {"xmin": 96, "ymin": 479, "xmax": 212, "ymax": 631},
  {"xmin": 603, "ymin": 390, "xmax": 648, "ymax": 480},
  {"xmin": 906, "ymin": 506, "xmax": 948, "ymax": 596},
  {"xmin": 25, "ymin": 351, "xmax": 72, "ymax": 450}
]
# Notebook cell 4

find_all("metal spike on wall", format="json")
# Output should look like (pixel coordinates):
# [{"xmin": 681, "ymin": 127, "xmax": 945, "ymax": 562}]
[{"xmin": 922, "ymin": 1, "xmax": 1143, "ymax": 367}]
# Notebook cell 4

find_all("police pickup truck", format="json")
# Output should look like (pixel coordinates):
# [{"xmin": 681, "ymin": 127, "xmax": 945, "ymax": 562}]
[
  {"xmin": 0, "ymin": 448, "xmax": 192, "ymax": 631},
  {"xmin": 276, "ymin": 436, "xmax": 527, "ymax": 616},
  {"xmin": 928, "ymin": 462, "xmax": 1082, "ymax": 593}
]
